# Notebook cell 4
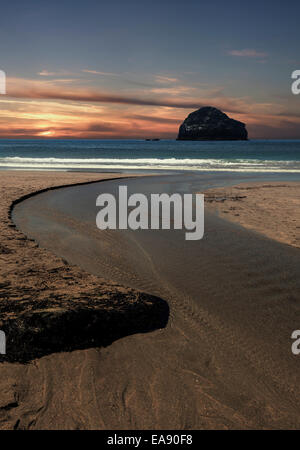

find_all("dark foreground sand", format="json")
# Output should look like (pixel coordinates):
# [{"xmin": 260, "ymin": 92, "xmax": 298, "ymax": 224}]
[
  {"xmin": 0, "ymin": 172, "xmax": 300, "ymax": 430},
  {"xmin": 0, "ymin": 171, "xmax": 169, "ymax": 429}
]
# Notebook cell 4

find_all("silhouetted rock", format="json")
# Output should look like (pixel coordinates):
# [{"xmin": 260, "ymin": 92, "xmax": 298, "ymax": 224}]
[{"xmin": 177, "ymin": 106, "xmax": 248, "ymax": 140}]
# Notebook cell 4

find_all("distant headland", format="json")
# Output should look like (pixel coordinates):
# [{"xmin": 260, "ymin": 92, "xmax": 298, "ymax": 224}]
[{"xmin": 177, "ymin": 106, "xmax": 248, "ymax": 141}]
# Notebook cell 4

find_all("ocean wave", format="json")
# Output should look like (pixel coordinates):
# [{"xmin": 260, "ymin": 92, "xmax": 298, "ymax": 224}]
[{"xmin": 0, "ymin": 156, "xmax": 300, "ymax": 172}]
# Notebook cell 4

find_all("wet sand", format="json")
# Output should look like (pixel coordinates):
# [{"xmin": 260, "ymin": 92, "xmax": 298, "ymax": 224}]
[
  {"xmin": 0, "ymin": 171, "xmax": 169, "ymax": 429},
  {"xmin": 10, "ymin": 172, "xmax": 300, "ymax": 430}
]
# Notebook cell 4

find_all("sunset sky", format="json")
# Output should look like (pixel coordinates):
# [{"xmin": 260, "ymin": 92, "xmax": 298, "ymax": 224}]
[{"xmin": 0, "ymin": 0, "xmax": 300, "ymax": 139}]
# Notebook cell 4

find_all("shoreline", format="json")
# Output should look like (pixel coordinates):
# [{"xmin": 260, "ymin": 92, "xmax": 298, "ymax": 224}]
[{"xmin": 8, "ymin": 174, "xmax": 134, "ymax": 220}]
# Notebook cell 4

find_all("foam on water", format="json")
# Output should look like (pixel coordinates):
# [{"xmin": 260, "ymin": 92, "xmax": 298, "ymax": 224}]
[
  {"xmin": 1, "ymin": 139, "xmax": 300, "ymax": 172},
  {"xmin": 1, "ymin": 156, "xmax": 300, "ymax": 172}
]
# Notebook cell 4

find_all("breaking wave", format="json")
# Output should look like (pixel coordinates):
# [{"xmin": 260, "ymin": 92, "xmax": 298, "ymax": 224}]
[{"xmin": 1, "ymin": 156, "xmax": 300, "ymax": 172}]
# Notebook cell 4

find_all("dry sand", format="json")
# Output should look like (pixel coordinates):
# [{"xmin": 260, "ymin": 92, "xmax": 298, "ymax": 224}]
[
  {"xmin": 0, "ymin": 172, "xmax": 300, "ymax": 430},
  {"xmin": 205, "ymin": 182, "xmax": 300, "ymax": 248}
]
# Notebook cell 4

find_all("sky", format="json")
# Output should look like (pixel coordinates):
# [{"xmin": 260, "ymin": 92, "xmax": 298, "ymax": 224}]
[{"xmin": 0, "ymin": 0, "xmax": 300, "ymax": 139}]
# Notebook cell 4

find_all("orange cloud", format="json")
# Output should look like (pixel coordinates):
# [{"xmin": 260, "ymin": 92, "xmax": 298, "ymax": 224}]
[
  {"xmin": 6, "ymin": 77, "xmax": 247, "ymax": 113},
  {"xmin": 0, "ymin": 76, "xmax": 299, "ymax": 139}
]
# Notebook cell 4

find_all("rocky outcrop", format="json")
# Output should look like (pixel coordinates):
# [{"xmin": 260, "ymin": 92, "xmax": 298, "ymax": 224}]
[
  {"xmin": 177, "ymin": 106, "xmax": 248, "ymax": 140},
  {"xmin": 0, "ymin": 172, "xmax": 169, "ymax": 363}
]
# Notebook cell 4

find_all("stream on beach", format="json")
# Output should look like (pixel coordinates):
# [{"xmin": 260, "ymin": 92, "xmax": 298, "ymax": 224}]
[{"xmin": 11, "ymin": 171, "xmax": 300, "ymax": 429}]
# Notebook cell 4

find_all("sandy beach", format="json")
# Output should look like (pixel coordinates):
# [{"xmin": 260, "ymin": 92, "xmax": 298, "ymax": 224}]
[
  {"xmin": 1, "ymin": 0, "xmax": 300, "ymax": 436},
  {"xmin": 205, "ymin": 182, "xmax": 300, "ymax": 248},
  {"xmin": 0, "ymin": 171, "xmax": 300, "ymax": 430},
  {"xmin": 0, "ymin": 171, "xmax": 169, "ymax": 428}
]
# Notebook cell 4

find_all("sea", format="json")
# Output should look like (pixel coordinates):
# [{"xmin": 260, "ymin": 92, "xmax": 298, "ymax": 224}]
[{"xmin": 0, "ymin": 139, "xmax": 300, "ymax": 173}]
